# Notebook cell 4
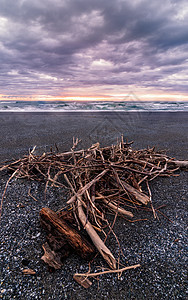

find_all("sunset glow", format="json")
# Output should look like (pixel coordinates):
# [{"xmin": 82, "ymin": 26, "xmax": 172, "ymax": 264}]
[
  {"xmin": 0, "ymin": 0, "xmax": 188, "ymax": 101},
  {"xmin": 1, "ymin": 91, "xmax": 187, "ymax": 103}
]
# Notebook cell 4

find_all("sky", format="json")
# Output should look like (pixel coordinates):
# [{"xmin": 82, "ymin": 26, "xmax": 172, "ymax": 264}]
[{"xmin": 0, "ymin": 0, "xmax": 188, "ymax": 101}]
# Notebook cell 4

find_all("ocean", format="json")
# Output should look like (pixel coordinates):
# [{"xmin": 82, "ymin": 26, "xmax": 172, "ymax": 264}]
[{"xmin": 0, "ymin": 100, "xmax": 188, "ymax": 112}]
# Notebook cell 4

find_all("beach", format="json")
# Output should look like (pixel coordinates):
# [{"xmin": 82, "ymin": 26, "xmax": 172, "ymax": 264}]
[
  {"xmin": 0, "ymin": 112, "xmax": 187, "ymax": 299},
  {"xmin": 0, "ymin": 111, "xmax": 187, "ymax": 161}
]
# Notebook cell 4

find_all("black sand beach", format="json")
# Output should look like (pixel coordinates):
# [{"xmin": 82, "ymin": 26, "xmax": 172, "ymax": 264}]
[{"xmin": 0, "ymin": 112, "xmax": 187, "ymax": 299}]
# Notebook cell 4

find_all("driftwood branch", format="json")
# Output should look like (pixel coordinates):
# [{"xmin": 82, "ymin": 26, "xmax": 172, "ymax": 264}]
[
  {"xmin": 77, "ymin": 199, "xmax": 116, "ymax": 269},
  {"xmin": 169, "ymin": 160, "xmax": 188, "ymax": 169},
  {"xmin": 97, "ymin": 192, "xmax": 133, "ymax": 217},
  {"xmin": 73, "ymin": 263, "xmax": 141, "ymax": 288},
  {"xmin": 121, "ymin": 181, "xmax": 150, "ymax": 205},
  {"xmin": 0, "ymin": 137, "xmax": 186, "ymax": 288},
  {"xmin": 67, "ymin": 169, "xmax": 109, "ymax": 205}
]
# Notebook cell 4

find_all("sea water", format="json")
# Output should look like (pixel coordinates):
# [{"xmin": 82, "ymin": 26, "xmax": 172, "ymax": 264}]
[{"xmin": 0, "ymin": 100, "xmax": 188, "ymax": 112}]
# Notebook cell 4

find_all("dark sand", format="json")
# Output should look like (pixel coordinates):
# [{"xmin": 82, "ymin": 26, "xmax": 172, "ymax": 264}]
[{"xmin": 0, "ymin": 112, "xmax": 187, "ymax": 299}]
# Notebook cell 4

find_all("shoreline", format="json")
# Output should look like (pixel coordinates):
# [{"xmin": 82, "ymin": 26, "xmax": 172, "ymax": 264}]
[{"xmin": 0, "ymin": 110, "xmax": 188, "ymax": 112}]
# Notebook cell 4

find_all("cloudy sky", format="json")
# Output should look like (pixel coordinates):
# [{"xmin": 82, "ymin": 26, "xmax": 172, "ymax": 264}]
[{"xmin": 0, "ymin": 0, "xmax": 188, "ymax": 101}]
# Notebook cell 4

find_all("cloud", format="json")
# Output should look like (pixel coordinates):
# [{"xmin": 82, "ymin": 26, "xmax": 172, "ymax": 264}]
[{"xmin": 0, "ymin": 0, "xmax": 188, "ymax": 96}]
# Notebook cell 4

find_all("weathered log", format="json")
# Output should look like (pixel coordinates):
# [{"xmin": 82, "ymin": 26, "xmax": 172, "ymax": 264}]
[
  {"xmin": 46, "ymin": 232, "xmax": 71, "ymax": 254},
  {"xmin": 40, "ymin": 216, "xmax": 72, "ymax": 269},
  {"xmin": 40, "ymin": 207, "xmax": 95, "ymax": 260}
]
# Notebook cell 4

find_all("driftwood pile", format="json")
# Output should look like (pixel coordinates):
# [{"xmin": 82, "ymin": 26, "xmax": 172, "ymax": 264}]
[{"xmin": 0, "ymin": 137, "xmax": 187, "ymax": 287}]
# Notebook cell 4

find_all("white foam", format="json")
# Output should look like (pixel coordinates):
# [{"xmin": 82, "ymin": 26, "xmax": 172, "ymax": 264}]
[{"xmin": 0, "ymin": 101, "xmax": 187, "ymax": 112}]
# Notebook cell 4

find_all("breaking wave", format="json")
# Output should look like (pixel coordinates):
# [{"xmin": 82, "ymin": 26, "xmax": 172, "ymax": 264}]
[{"xmin": 0, "ymin": 100, "xmax": 187, "ymax": 112}]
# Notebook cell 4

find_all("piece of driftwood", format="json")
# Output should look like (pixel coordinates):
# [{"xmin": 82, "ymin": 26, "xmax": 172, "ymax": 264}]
[
  {"xmin": 41, "ymin": 242, "xmax": 63, "ymax": 269},
  {"xmin": 119, "ymin": 180, "xmax": 150, "ymax": 205},
  {"xmin": 1, "ymin": 137, "xmax": 187, "ymax": 288},
  {"xmin": 22, "ymin": 269, "xmax": 36, "ymax": 275},
  {"xmin": 63, "ymin": 173, "xmax": 116, "ymax": 269},
  {"xmin": 40, "ymin": 207, "xmax": 95, "ymax": 260},
  {"xmin": 40, "ymin": 211, "xmax": 74, "ymax": 268},
  {"xmin": 67, "ymin": 169, "xmax": 109, "ymax": 205},
  {"xmin": 97, "ymin": 192, "xmax": 133, "ymax": 217},
  {"xmin": 169, "ymin": 160, "xmax": 188, "ymax": 169},
  {"xmin": 77, "ymin": 198, "xmax": 116, "ymax": 270},
  {"xmin": 73, "ymin": 263, "xmax": 141, "ymax": 288},
  {"xmin": 73, "ymin": 274, "xmax": 92, "ymax": 289}
]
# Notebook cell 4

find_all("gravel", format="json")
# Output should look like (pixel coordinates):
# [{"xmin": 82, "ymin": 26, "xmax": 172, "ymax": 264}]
[{"xmin": 0, "ymin": 112, "xmax": 187, "ymax": 299}]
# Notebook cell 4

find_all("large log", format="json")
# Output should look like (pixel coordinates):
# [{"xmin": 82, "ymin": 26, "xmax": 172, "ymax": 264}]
[{"xmin": 40, "ymin": 207, "xmax": 95, "ymax": 260}]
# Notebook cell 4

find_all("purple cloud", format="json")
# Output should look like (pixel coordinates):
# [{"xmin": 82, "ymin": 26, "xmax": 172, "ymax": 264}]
[{"xmin": 0, "ymin": 0, "xmax": 188, "ymax": 96}]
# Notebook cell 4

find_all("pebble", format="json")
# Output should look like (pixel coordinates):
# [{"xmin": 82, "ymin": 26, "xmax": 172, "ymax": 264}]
[{"xmin": 0, "ymin": 159, "xmax": 187, "ymax": 299}]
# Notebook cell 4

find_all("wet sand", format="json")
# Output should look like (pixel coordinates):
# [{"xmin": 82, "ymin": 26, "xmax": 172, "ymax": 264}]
[
  {"xmin": 0, "ymin": 111, "xmax": 187, "ymax": 160},
  {"xmin": 0, "ymin": 112, "xmax": 187, "ymax": 299}
]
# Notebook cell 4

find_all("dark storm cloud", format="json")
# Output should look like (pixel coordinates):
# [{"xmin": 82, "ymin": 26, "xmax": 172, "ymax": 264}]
[{"xmin": 0, "ymin": 0, "xmax": 188, "ymax": 95}]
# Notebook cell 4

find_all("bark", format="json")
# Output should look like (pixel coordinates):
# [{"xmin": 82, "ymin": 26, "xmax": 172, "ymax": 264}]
[{"xmin": 40, "ymin": 207, "xmax": 95, "ymax": 260}]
